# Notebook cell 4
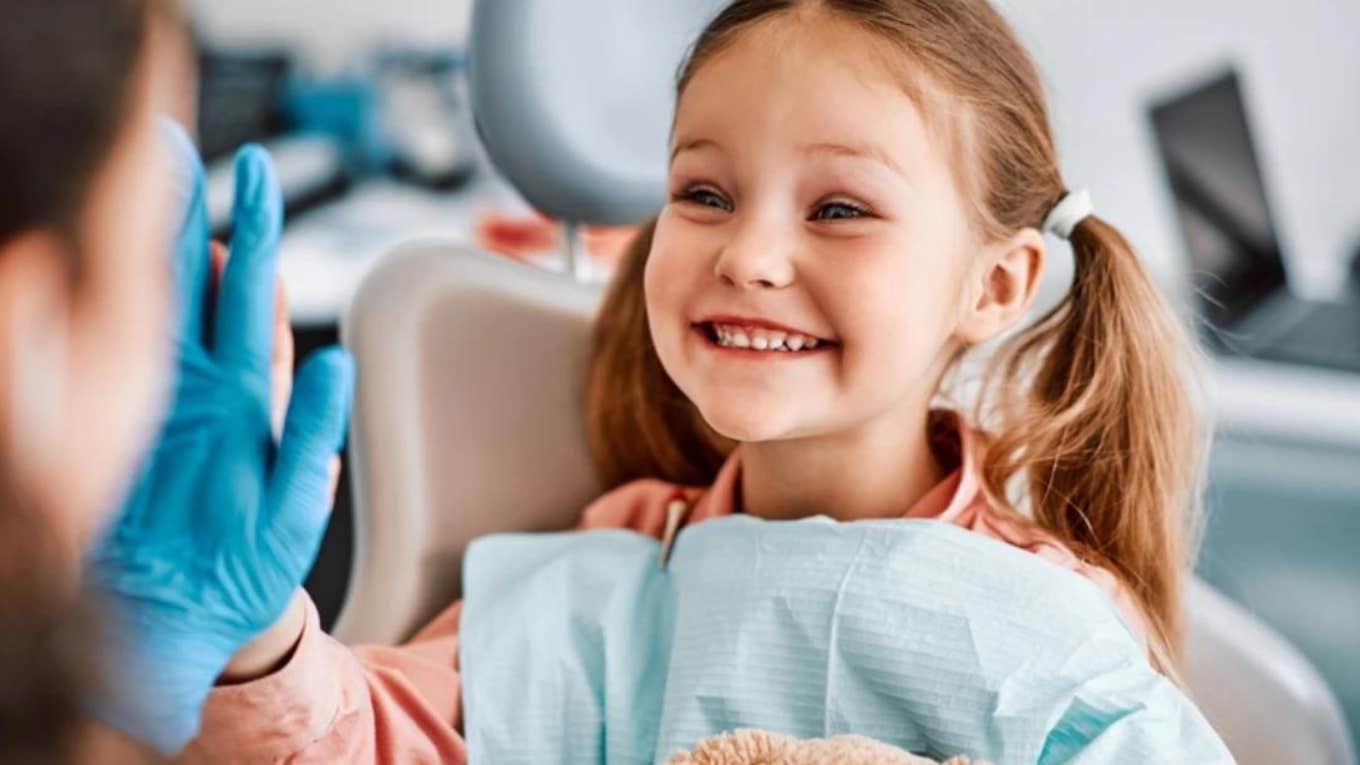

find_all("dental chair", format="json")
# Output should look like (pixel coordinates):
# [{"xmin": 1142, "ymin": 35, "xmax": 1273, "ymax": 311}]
[
  {"xmin": 331, "ymin": 1, "xmax": 1357, "ymax": 763},
  {"xmin": 335, "ymin": 243, "xmax": 1355, "ymax": 765}
]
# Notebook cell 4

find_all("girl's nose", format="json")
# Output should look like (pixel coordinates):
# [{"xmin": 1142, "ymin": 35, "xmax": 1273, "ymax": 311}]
[{"xmin": 713, "ymin": 220, "xmax": 795, "ymax": 290}]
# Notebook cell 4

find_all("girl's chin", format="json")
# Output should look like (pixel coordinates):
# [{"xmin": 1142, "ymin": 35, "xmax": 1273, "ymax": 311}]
[{"xmin": 696, "ymin": 402, "xmax": 803, "ymax": 444}]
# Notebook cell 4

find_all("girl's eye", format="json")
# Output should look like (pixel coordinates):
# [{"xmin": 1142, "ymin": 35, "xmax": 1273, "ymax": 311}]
[
  {"xmin": 811, "ymin": 200, "xmax": 869, "ymax": 221},
  {"xmin": 675, "ymin": 186, "xmax": 732, "ymax": 213}
]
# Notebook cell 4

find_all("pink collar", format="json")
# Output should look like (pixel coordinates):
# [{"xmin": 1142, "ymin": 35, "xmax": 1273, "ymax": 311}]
[{"xmin": 687, "ymin": 409, "xmax": 983, "ymax": 524}]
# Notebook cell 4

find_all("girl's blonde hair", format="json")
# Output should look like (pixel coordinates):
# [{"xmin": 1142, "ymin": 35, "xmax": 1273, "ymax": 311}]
[{"xmin": 586, "ymin": 0, "xmax": 1208, "ymax": 675}]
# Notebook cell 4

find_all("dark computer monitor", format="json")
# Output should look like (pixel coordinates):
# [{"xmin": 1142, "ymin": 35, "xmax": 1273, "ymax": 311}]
[
  {"xmin": 1147, "ymin": 68, "xmax": 1288, "ymax": 336},
  {"xmin": 196, "ymin": 49, "xmax": 291, "ymax": 163}
]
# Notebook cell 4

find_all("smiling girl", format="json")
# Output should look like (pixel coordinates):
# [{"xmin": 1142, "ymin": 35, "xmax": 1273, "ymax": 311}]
[
  {"xmin": 592, "ymin": 0, "xmax": 1204, "ymax": 673},
  {"xmin": 184, "ymin": 1, "xmax": 1209, "ymax": 761}
]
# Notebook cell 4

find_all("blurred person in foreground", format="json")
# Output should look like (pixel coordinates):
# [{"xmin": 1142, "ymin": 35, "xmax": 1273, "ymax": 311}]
[{"xmin": 0, "ymin": 1, "xmax": 353, "ymax": 762}]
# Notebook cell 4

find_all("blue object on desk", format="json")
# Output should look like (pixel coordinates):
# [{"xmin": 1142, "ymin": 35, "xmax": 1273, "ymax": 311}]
[{"xmin": 283, "ymin": 75, "xmax": 385, "ymax": 172}]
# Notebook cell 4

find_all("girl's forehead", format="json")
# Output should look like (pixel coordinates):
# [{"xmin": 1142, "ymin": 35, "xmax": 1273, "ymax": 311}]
[{"xmin": 672, "ymin": 16, "xmax": 953, "ymax": 184}]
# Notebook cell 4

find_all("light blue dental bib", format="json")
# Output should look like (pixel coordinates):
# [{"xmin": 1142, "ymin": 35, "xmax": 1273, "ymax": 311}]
[{"xmin": 460, "ymin": 515, "xmax": 1233, "ymax": 764}]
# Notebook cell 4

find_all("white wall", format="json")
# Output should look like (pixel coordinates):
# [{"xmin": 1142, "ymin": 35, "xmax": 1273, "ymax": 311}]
[
  {"xmin": 191, "ymin": 0, "xmax": 1360, "ymax": 300},
  {"xmin": 997, "ymin": 0, "xmax": 1360, "ymax": 300},
  {"xmin": 187, "ymin": 0, "xmax": 473, "ymax": 70}
]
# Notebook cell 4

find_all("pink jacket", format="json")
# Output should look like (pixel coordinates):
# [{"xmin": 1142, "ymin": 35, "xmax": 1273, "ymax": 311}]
[{"xmin": 183, "ymin": 411, "xmax": 1144, "ymax": 764}]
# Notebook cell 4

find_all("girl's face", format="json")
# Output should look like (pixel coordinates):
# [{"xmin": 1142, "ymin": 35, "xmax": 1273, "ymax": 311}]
[{"xmin": 646, "ymin": 15, "xmax": 983, "ymax": 444}]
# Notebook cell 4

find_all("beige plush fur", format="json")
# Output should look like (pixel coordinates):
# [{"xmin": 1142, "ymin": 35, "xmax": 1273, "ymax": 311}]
[{"xmin": 661, "ymin": 729, "xmax": 990, "ymax": 765}]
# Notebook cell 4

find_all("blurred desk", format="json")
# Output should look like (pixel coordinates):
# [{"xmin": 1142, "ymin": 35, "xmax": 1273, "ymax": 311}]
[
  {"xmin": 276, "ymin": 174, "xmax": 619, "ymax": 326},
  {"xmin": 278, "ymin": 177, "xmax": 510, "ymax": 326},
  {"xmin": 1210, "ymin": 357, "xmax": 1360, "ymax": 449}
]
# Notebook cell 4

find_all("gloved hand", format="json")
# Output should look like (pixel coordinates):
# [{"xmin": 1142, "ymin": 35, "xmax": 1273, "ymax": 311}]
[{"xmin": 83, "ymin": 120, "xmax": 355, "ymax": 754}]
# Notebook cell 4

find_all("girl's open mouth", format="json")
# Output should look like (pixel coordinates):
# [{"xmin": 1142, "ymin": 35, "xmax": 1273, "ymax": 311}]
[{"xmin": 691, "ymin": 321, "xmax": 838, "ymax": 357}]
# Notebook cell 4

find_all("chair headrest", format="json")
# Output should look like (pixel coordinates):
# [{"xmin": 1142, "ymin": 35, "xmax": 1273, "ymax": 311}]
[{"xmin": 468, "ymin": 0, "xmax": 727, "ymax": 224}]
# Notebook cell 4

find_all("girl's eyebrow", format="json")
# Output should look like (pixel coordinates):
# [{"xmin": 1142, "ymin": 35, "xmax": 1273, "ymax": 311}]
[
  {"xmin": 669, "ymin": 136, "xmax": 906, "ymax": 180},
  {"xmin": 670, "ymin": 136, "xmax": 722, "ymax": 161},
  {"xmin": 801, "ymin": 141, "xmax": 907, "ymax": 178}
]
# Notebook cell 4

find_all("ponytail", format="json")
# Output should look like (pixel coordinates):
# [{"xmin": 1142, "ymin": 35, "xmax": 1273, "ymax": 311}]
[{"xmin": 976, "ymin": 213, "xmax": 1210, "ymax": 674}]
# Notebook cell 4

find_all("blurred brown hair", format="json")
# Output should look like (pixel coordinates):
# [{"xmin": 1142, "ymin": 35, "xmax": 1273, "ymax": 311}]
[
  {"xmin": 1, "ymin": 1, "xmax": 178, "ymax": 762},
  {"xmin": 0, "ymin": 475, "xmax": 92, "ymax": 765},
  {"xmin": 0, "ymin": 0, "xmax": 172, "ymax": 251},
  {"xmin": 585, "ymin": 0, "xmax": 1208, "ymax": 676}
]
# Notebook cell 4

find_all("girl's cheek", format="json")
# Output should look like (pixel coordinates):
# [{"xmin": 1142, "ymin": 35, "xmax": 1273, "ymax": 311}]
[
  {"xmin": 825, "ymin": 256, "xmax": 932, "ymax": 353},
  {"xmin": 644, "ymin": 248, "xmax": 686, "ymax": 353},
  {"xmin": 642, "ymin": 244, "xmax": 668, "ymax": 312},
  {"xmin": 646, "ymin": 227, "xmax": 695, "ymax": 304}
]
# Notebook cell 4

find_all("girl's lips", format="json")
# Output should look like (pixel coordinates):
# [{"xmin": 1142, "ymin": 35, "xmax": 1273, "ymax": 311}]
[
  {"xmin": 695, "ymin": 314, "xmax": 836, "ymax": 344},
  {"xmin": 690, "ymin": 323, "xmax": 836, "ymax": 357}
]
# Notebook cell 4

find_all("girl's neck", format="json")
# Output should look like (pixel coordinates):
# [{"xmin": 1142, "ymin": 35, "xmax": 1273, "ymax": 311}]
[{"xmin": 738, "ymin": 405, "xmax": 947, "ymax": 522}]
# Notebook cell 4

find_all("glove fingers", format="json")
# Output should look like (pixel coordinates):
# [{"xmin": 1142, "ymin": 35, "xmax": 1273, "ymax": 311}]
[
  {"xmin": 215, "ymin": 144, "xmax": 283, "ymax": 392},
  {"xmin": 266, "ymin": 347, "xmax": 354, "ymax": 578},
  {"xmin": 157, "ymin": 118, "xmax": 212, "ymax": 347}
]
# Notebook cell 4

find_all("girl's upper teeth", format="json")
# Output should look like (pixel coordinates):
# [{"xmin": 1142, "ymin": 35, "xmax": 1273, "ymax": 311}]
[{"xmin": 712, "ymin": 323, "xmax": 821, "ymax": 351}]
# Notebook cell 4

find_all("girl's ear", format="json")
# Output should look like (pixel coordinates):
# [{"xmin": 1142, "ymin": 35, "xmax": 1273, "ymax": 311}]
[{"xmin": 955, "ymin": 227, "xmax": 1046, "ymax": 346}]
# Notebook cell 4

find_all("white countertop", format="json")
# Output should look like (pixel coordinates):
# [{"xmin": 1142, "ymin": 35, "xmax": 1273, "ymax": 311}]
[
  {"xmin": 1209, "ymin": 358, "xmax": 1360, "ymax": 450},
  {"xmin": 277, "ymin": 178, "xmax": 505, "ymax": 326}
]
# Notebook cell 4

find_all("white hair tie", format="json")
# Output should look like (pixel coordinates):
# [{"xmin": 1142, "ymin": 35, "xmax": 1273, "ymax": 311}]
[{"xmin": 1042, "ymin": 188, "xmax": 1093, "ymax": 240}]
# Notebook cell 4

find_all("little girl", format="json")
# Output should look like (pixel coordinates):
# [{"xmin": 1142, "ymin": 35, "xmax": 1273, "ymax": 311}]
[{"xmin": 184, "ymin": 0, "xmax": 1210, "ymax": 761}]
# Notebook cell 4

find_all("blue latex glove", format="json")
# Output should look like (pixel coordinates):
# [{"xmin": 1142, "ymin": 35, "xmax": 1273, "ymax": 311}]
[{"xmin": 83, "ymin": 121, "xmax": 355, "ymax": 754}]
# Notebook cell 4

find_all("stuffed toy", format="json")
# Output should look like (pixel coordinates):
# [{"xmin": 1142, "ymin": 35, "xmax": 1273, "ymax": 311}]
[{"xmin": 662, "ymin": 729, "xmax": 990, "ymax": 765}]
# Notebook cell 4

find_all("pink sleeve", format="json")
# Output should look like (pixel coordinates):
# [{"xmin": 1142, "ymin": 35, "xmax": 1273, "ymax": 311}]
[{"xmin": 180, "ymin": 595, "xmax": 467, "ymax": 764}]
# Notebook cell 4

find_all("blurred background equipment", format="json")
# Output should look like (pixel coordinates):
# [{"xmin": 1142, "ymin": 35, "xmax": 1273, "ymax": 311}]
[
  {"xmin": 196, "ymin": 49, "xmax": 291, "ymax": 162},
  {"xmin": 1149, "ymin": 67, "xmax": 1360, "ymax": 372}
]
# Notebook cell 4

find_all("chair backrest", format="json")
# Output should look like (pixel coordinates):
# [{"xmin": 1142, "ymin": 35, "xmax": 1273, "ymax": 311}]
[
  {"xmin": 337, "ymin": 243, "xmax": 1356, "ymax": 765},
  {"xmin": 335, "ymin": 244, "xmax": 601, "ymax": 645}
]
